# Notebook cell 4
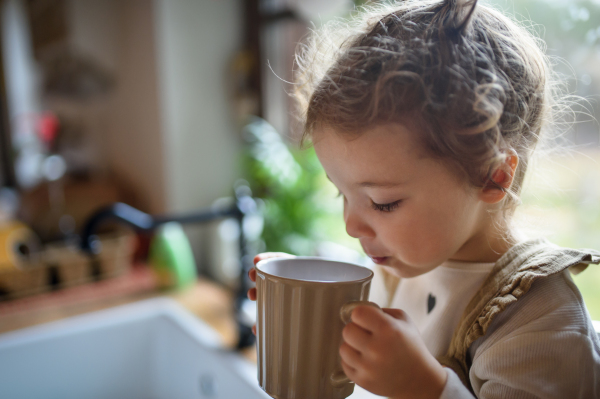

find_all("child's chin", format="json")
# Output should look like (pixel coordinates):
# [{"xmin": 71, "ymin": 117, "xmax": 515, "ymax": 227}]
[
  {"xmin": 383, "ymin": 260, "xmax": 430, "ymax": 279},
  {"xmin": 381, "ymin": 264, "xmax": 404, "ymax": 278}
]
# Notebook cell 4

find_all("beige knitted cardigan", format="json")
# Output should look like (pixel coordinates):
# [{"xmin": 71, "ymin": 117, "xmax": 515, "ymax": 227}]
[{"xmin": 381, "ymin": 239, "xmax": 600, "ymax": 394}]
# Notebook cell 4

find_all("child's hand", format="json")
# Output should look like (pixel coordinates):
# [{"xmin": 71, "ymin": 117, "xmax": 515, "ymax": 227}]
[
  {"xmin": 340, "ymin": 306, "xmax": 447, "ymax": 399},
  {"xmin": 247, "ymin": 252, "xmax": 295, "ymax": 335}
]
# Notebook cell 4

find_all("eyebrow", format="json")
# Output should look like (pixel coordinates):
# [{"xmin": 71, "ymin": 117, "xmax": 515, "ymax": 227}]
[
  {"xmin": 357, "ymin": 181, "xmax": 405, "ymax": 188},
  {"xmin": 325, "ymin": 175, "xmax": 405, "ymax": 188}
]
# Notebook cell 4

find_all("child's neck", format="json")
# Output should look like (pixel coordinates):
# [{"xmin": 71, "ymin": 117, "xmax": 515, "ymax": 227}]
[{"xmin": 450, "ymin": 222, "xmax": 519, "ymax": 264}]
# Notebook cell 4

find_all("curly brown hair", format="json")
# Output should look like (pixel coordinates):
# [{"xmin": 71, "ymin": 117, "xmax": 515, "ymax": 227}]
[{"xmin": 294, "ymin": 0, "xmax": 557, "ymax": 213}]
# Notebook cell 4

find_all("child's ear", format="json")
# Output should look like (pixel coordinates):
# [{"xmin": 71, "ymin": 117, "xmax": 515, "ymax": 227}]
[{"xmin": 479, "ymin": 151, "xmax": 519, "ymax": 204}]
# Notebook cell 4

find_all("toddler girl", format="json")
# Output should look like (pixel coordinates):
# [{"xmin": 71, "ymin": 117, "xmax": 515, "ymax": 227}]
[{"xmin": 248, "ymin": 0, "xmax": 600, "ymax": 397}]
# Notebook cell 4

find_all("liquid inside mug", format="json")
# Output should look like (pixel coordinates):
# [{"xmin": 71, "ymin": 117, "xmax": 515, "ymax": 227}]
[{"xmin": 255, "ymin": 257, "xmax": 379, "ymax": 399}]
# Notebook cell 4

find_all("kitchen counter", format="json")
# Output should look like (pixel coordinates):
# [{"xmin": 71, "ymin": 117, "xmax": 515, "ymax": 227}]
[{"xmin": 0, "ymin": 266, "xmax": 255, "ymax": 359}]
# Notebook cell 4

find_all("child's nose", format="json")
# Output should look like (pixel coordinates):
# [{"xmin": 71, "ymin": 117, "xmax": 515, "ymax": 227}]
[{"xmin": 344, "ymin": 207, "xmax": 375, "ymax": 239}]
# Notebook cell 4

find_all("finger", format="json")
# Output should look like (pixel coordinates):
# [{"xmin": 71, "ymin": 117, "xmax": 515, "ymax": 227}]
[
  {"xmin": 339, "ymin": 341, "xmax": 363, "ymax": 369},
  {"xmin": 342, "ymin": 321, "xmax": 371, "ymax": 350},
  {"xmin": 248, "ymin": 268, "xmax": 256, "ymax": 282},
  {"xmin": 252, "ymin": 325, "xmax": 256, "ymax": 335},
  {"xmin": 382, "ymin": 308, "xmax": 408, "ymax": 321},
  {"xmin": 341, "ymin": 359, "xmax": 357, "ymax": 382},
  {"xmin": 350, "ymin": 305, "xmax": 387, "ymax": 333},
  {"xmin": 247, "ymin": 287, "xmax": 257, "ymax": 301}
]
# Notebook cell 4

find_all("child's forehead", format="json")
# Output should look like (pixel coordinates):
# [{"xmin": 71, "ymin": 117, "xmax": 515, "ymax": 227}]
[
  {"xmin": 313, "ymin": 123, "xmax": 426, "ymax": 157},
  {"xmin": 313, "ymin": 123, "xmax": 430, "ymax": 178},
  {"xmin": 314, "ymin": 122, "xmax": 475, "ymax": 193}
]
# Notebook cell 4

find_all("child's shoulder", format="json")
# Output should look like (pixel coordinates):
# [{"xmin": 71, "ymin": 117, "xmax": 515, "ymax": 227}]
[
  {"xmin": 475, "ymin": 238, "xmax": 599, "ymax": 345},
  {"xmin": 467, "ymin": 267, "xmax": 600, "ymax": 397},
  {"xmin": 476, "ymin": 268, "xmax": 596, "ymax": 347}
]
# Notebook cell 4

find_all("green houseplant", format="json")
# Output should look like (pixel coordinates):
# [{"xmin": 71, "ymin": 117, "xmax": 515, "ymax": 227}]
[{"xmin": 242, "ymin": 118, "xmax": 348, "ymax": 256}]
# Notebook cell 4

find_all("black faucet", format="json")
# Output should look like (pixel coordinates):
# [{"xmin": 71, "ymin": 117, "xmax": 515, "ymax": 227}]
[{"xmin": 80, "ymin": 184, "xmax": 257, "ymax": 349}]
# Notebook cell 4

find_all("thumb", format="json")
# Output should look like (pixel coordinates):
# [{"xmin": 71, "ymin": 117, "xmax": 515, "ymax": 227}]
[{"xmin": 382, "ymin": 308, "xmax": 408, "ymax": 321}]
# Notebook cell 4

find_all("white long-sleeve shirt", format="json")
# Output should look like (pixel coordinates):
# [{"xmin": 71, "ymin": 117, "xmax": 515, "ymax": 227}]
[{"xmin": 366, "ymin": 260, "xmax": 600, "ymax": 399}]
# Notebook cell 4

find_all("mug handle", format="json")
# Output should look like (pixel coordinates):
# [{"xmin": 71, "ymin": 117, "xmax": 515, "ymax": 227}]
[{"xmin": 331, "ymin": 300, "xmax": 381, "ymax": 388}]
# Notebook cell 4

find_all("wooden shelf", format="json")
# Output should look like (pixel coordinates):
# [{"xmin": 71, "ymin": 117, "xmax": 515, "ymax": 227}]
[{"xmin": 0, "ymin": 265, "xmax": 246, "ymax": 353}]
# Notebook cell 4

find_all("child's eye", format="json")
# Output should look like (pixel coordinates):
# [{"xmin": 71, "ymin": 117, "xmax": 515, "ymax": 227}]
[{"xmin": 371, "ymin": 199, "xmax": 402, "ymax": 212}]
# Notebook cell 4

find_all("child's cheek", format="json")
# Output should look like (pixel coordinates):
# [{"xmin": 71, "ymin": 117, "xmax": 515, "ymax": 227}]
[
  {"xmin": 388, "ymin": 208, "xmax": 457, "ymax": 266},
  {"xmin": 379, "ymin": 214, "xmax": 432, "ymax": 262}
]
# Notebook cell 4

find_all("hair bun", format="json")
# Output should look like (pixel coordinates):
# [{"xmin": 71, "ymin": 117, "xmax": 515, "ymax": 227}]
[{"xmin": 437, "ymin": 0, "xmax": 478, "ymax": 36}]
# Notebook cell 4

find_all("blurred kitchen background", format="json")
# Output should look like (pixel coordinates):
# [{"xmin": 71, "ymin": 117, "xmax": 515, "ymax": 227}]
[{"xmin": 0, "ymin": 0, "xmax": 598, "ymax": 341}]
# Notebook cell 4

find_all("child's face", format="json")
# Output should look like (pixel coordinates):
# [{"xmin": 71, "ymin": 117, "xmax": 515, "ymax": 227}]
[{"xmin": 314, "ymin": 123, "xmax": 494, "ymax": 278}]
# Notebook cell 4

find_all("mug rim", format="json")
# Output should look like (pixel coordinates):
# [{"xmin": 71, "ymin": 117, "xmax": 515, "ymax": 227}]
[{"xmin": 255, "ymin": 256, "xmax": 374, "ymax": 285}]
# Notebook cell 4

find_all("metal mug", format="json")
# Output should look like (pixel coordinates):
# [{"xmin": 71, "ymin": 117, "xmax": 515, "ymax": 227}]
[{"xmin": 255, "ymin": 257, "xmax": 379, "ymax": 399}]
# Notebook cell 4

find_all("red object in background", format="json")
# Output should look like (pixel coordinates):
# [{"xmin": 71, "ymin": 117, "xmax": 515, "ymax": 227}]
[
  {"xmin": 15, "ymin": 112, "xmax": 61, "ymax": 149},
  {"xmin": 37, "ymin": 112, "xmax": 60, "ymax": 146}
]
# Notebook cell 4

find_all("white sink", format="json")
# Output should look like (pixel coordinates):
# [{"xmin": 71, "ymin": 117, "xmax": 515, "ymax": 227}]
[{"xmin": 0, "ymin": 298, "xmax": 270, "ymax": 399}]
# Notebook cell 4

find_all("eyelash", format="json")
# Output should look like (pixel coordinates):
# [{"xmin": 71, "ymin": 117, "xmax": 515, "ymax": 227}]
[
  {"xmin": 336, "ymin": 190, "xmax": 402, "ymax": 213},
  {"xmin": 371, "ymin": 200, "xmax": 402, "ymax": 212}
]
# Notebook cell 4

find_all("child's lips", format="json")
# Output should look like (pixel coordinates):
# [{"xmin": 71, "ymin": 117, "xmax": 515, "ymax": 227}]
[{"xmin": 369, "ymin": 256, "xmax": 389, "ymax": 264}]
